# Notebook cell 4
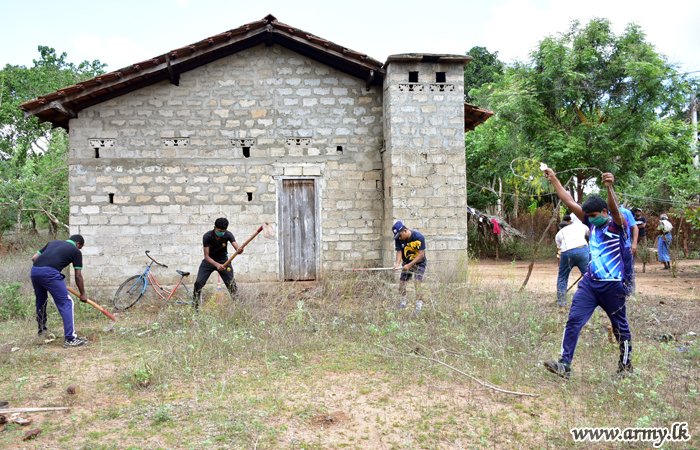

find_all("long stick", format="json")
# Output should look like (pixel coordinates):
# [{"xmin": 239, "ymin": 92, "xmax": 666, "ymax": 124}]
[
  {"xmin": 343, "ymin": 267, "xmax": 396, "ymax": 271},
  {"xmin": 379, "ymin": 346, "xmax": 539, "ymax": 397},
  {"xmin": 520, "ymin": 198, "xmax": 562, "ymax": 291},
  {"xmin": 567, "ymin": 273, "xmax": 584, "ymax": 292},
  {"xmin": 66, "ymin": 286, "xmax": 117, "ymax": 323},
  {"xmin": 221, "ymin": 224, "xmax": 264, "ymax": 270},
  {"xmin": 0, "ymin": 407, "xmax": 71, "ymax": 413}
]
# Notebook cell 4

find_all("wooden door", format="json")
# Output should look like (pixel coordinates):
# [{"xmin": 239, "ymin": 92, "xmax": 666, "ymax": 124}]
[{"xmin": 281, "ymin": 179, "xmax": 317, "ymax": 281}]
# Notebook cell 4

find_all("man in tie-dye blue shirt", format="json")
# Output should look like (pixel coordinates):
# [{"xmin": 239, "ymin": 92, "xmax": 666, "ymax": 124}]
[{"xmin": 541, "ymin": 169, "xmax": 633, "ymax": 380}]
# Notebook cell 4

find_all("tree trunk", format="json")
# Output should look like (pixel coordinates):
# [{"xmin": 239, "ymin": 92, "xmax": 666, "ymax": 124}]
[
  {"xmin": 48, "ymin": 218, "xmax": 55, "ymax": 240},
  {"xmin": 513, "ymin": 192, "xmax": 519, "ymax": 219},
  {"xmin": 576, "ymin": 173, "xmax": 585, "ymax": 203},
  {"xmin": 16, "ymin": 197, "xmax": 23, "ymax": 247}
]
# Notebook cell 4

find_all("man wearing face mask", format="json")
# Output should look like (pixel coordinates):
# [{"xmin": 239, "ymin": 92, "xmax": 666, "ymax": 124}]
[
  {"xmin": 192, "ymin": 217, "xmax": 243, "ymax": 308},
  {"xmin": 541, "ymin": 169, "xmax": 633, "ymax": 379}
]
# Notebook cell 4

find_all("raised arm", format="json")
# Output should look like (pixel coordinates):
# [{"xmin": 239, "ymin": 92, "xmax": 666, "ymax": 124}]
[
  {"xmin": 543, "ymin": 168, "xmax": 584, "ymax": 222},
  {"xmin": 601, "ymin": 173, "xmax": 624, "ymax": 227}
]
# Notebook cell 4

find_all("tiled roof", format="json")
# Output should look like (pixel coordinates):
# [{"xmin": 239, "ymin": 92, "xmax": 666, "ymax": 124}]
[
  {"xmin": 464, "ymin": 103, "xmax": 494, "ymax": 131},
  {"xmin": 19, "ymin": 14, "xmax": 385, "ymax": 130}
]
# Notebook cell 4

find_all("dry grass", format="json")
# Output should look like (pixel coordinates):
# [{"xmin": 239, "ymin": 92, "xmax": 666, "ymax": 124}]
[{"xmin": 0, "ymin": 251, "xmax": 698, "ymax": 449}]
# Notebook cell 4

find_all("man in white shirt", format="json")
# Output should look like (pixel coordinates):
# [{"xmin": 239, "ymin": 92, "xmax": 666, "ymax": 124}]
[{"xmin": 555, "ymin": 215, "xmax": 590, "ymax": 307}]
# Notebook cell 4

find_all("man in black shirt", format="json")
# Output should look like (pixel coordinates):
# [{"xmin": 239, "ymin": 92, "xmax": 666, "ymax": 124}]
[
  {"xmin": 31, "ymin": 235, "xmax": 89, "ymax": 347},
  {"xmin": 193, "ymin": 218, "xmax": 243, "ymax": 308}
]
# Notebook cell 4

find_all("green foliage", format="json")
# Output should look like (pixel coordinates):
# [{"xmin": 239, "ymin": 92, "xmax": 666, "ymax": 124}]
[
  {"xmin": 464, "ymin": 46, "xmax": 505, "ymax": 105},
  {"xmin": 1, "ymin": 46, "xmax": 105, "ymax": 162},
  {"xmin": 466, "ymin": 18, "xmax": 698, "ymax": 214},
  {"xmin": 0, "ymin": 47, "xmax": 105, "ymax": 236},
  {"xmin": 0, "ymin": 281, "xmax": 30, "ymax": 320}
]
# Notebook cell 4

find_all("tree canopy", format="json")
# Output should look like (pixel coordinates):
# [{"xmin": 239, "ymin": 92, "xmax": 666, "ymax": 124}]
[
  {"xmin": 0, "ymin": 47, "xmax": 105, "ymax": 242},
  {"xmin": 465, "ymin": 18, "xmax": 699, "ymax": 214}
]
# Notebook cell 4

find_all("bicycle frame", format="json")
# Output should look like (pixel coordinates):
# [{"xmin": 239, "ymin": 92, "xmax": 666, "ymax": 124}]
[{"xmin": 132, "ymin": 259, "xmax": 194, "ymax": 305}]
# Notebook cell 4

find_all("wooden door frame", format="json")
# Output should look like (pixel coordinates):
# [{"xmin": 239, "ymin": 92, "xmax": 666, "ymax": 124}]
[{"xmin": 276, "ymin": 176, "xmax": 321, "ymax": 281}]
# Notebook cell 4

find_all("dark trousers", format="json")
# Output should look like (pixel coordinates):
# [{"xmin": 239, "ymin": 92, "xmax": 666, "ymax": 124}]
[
  {"xmin": 193, "ymin": 260, "xmax": 237, "ymax": 298},
  {"xmin": 30, "ymin": 266, "xmax": 77, "ymax": 340},
  {"xmin": 561, "ymin": 276, "xmax": 631, "ymax": 366}
]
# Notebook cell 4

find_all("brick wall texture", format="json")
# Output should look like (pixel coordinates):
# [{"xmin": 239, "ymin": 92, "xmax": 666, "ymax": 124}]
[{"xmin": 68, "ymin": 44, "xmax": 466, "ymax": 287}]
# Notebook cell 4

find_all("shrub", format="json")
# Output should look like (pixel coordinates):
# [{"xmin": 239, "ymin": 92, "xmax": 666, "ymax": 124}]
[{"xmin": 0, "ymin": 281, "xmax": 31, "ymax": 320}]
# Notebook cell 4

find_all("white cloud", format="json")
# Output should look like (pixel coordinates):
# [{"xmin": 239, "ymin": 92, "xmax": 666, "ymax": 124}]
[
  {"xmin": 483, "ymin": 0, "xmax": 700, "ymax": 71},
  {"xmin": 69, "ymin": 34, "xmax": 153, "ymax": 71}
]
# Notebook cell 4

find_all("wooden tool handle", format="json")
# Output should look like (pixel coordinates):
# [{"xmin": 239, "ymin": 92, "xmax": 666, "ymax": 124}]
[
  {"xmin": 221, "ymin": 225, "xmax": 263, "ymax": 269},
  {"xmin": 66, "ymin": 286, "xmax": 117, "ymax": 322}
]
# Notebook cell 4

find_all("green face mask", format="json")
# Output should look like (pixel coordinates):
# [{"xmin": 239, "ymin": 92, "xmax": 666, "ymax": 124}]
[
  {"xmin": 215, "ymin": 230, "xmax": 226, "ymax": 237},
  {"xmin": 589, "ymin": 215, "xmax": 609, "ymax": 227}
]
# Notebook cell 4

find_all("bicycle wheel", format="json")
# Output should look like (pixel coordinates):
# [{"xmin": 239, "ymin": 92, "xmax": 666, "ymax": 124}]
[{"xmin": 114, "ymin": 275, "xmax": 147, "ymax": 310}]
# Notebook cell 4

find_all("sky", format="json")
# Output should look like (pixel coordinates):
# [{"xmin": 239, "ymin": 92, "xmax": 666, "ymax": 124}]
[{"xmin": 2, "ymin": 0, "xmax": 699, "ymax": 75}]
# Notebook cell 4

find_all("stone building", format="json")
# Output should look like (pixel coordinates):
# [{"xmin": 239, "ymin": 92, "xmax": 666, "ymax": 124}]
[{"xmin": 20, "ymin": 15, "xmax": 492, "ymax": 286}]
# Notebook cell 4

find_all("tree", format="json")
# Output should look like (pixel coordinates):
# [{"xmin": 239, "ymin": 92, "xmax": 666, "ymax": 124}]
[
  {"xmin": 464, "ymin": 46, "xmax": 505, "ymax": 105},
  {"xmin": 1, "ymin": 46, "xmax": 105, "ymax": 164},
  {"xmin": 467, "ymin": 18, "xmax": 697, "ymax": 211},
  {"xmin": 0, "ymin": 47, "xmax": 105, "ymax": 242}
]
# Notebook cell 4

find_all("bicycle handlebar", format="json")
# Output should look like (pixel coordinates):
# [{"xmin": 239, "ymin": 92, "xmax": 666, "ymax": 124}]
[{"xmin": 145, "ymin": 250, "xmax": 168, "ymax": 268}]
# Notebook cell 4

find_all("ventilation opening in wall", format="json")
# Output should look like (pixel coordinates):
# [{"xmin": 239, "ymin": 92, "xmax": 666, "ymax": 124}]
[
  {"xmin": 337, "ymin": 146, "xmax": 343, "ymax": 154},
  {"xmin": 108, "ymin": 193, "xmax": 114, "ymax": 204},
  {"xmin": 247, "ymin": 192, "xmax": 253, "ymax": 202},
  {"xmin": 94, "ymin": 148, "xmax": 100, "ymax": 158},
  {"xmin": 436, "ymin": 72, "xmax": 446, "ymax": 83},
  {"xmin": 242, "ymin": 147, "xmax": 250, "ymax": 158},
  {"xmin": 408, "ymin": 71, "xmax": 419, "ymax": 82}
]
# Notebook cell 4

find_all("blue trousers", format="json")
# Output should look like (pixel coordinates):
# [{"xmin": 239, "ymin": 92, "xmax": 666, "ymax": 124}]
[
  {"xmin": 557, "ymin": 246, "xmax": 589, "ymax": 306},
  {"xmin": 30, "ymin": 266, "xmax": 77, "ymax": 340},
  {"xmin": 561, "ymin": 276, "xmax": 631, "ymax": 366}
]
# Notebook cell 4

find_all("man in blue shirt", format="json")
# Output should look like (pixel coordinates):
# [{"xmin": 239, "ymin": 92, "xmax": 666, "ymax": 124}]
[
  {"xmin": 392, "ymin": 221, "xmax": 427, "ymax": 317},
  {"xmin": 31, "ymin": 235, "xmax": 89, "ymax": 348},
  {"xmin": 542, "ymin": 170, "xmax": 633, "ymax": 379}
]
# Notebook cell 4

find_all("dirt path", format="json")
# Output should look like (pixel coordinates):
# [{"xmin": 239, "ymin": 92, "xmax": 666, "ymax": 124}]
[{"xmin": 472, "ymin": 258, "xmax": 700, "ymax": 300}]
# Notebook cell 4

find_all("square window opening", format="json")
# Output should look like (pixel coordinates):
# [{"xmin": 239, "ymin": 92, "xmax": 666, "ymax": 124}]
[
  {"xmin": 337, "ymin": 146, "xmax": 343, "ymax": 154},
  {"xmin": 408, "ymin": 71, "xmax": 419, "ymax": 83},
  {"xmin": 436, "ymin": 72, "xmax": 446, "ymax": 83},
  {"xmin": 242, "ymin": 147, "xmax": 250, "ymax": 158},
  {"xmin": 247, "ymin": 192, "xmax": 253, "ymax": 202}
]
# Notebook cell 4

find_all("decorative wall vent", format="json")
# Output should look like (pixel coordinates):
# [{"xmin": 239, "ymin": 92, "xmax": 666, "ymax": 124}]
[
  {"xmin": 398, "ymin": 83, "xmax": 425, "ymax": 92},
  {"xmin": 429, "ymin": 84, "xmax": 455, "ymax": 92},
  {"xmin": 162, "ymin": 138, "xmax": 189, "ymax": 147},
  {"xmin": 230, "ymin": 138, "xmax": 257, "ymax": 147},
  {"xmin": 88, "ymin": 139, "xmax": 115, "ymax": 148},
  {"xmin": 285, "ymin": 138, "xmax": 312, "ymax": 147}
]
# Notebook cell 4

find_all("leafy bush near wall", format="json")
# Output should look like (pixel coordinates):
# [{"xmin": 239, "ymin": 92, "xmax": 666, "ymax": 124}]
[{"xmin": 0, "ymin": 282, "xmax": 31, "ymax": 320}]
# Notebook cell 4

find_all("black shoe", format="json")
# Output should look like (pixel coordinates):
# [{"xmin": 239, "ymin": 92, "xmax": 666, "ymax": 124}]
[
  {"xmin": 544, "ymin": 359, "xmax": 571, "ymax": 379},
  {"xmin": 63, "ymin": 337, "xmax": 89, "ymax": 348},
  {"xmin": 616, "ymin": 361, "xmax": 634, "ymax": 378}
]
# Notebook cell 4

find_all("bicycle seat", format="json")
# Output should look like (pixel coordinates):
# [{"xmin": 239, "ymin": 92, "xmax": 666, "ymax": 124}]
[{"xmin": 176, "ymin": 270, "xmax": 190, "ymax": 277}]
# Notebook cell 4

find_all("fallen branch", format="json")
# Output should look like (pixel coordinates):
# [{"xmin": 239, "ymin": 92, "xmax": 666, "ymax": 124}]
[
  {"xmin": 378, "ymin": 345, "xmax": 540, "ymax": 397},
  {"xmin": 0, "ymin": 407, "xmax": 71, "ymax": 413}
]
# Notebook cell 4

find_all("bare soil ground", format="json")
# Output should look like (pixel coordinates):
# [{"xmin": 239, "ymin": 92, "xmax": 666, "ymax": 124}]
[
  {"xmin": 474, "ymin": 258, "xmax": 700, "ymax": 300},
  {"xmin": 0, "ymin": 258, "xmax": 698, "ymax": 449}
]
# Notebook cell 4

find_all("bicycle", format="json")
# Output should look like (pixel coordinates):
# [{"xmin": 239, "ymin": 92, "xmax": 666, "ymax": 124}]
[{"xmin": 114, "ymin": 251, "xmax": 197, "ymax": 310}]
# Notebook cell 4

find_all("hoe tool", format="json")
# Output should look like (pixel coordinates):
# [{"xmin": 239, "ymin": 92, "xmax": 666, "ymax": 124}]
[
  {"xmin": 66, "ymin": 286, "xmax": 117, "ymax": 332},
  {"xmin": 221, "ymin": 221, "xmax": 276, "ymax": 270}
]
